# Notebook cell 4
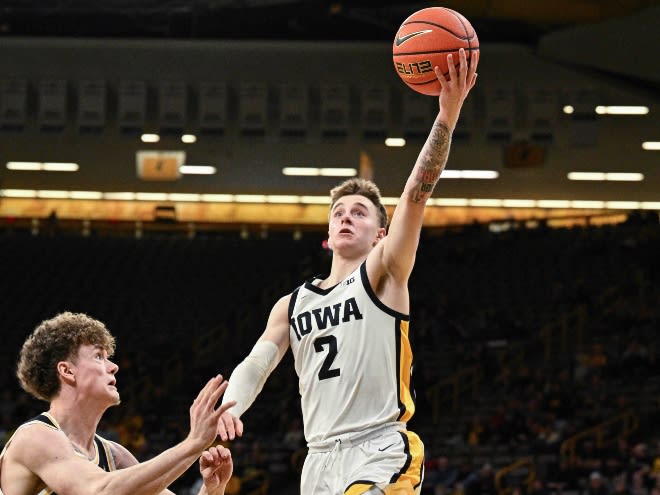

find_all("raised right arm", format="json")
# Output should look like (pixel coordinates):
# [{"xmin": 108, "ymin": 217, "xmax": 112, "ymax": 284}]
[{"xmin": 217, "ymin": 294, "xmax": 291, "ymax": 441}]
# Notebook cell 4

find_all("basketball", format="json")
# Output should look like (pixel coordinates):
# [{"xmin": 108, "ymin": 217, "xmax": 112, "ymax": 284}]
[{"xmin": 393, "ymin": 7, "xmax": 479, "ymax": 96}]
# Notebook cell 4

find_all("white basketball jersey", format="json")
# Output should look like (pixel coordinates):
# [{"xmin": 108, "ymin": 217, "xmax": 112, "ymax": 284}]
[{"xmin": 288, "ymin": 262, "xmax": 415, "ymax": 444}]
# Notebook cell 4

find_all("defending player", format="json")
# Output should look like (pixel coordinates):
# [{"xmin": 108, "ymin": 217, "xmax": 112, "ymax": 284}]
[{"xmin": 0, "ymin": 311, "xmax": 234, "ymax": 495}]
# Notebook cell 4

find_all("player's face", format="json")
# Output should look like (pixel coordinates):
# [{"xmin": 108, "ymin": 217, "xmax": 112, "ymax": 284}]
[
  {"xmin": 328, "ymin": 194, "xmax": 384, "ymax": 255},
  {"xmin": 71, "ymin": 344, "xmax": 120, "ymax": 406}
]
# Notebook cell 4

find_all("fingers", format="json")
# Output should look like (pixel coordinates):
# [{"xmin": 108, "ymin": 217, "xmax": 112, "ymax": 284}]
[
  {"xmin": 234, "ymin": 416, "xmax": 244, "ymax": 438},
  {"xmin": 207, "ymin": 377, "xmax": 229, "ymax": 407},
  {"xmin": 446, "ymin": 52, "xmax": 458, "ymax": 83},
  {"xmin": 218, "ymin": 412, "xmax": 244, "ymax": 441},
  {"xmin": 437, "ymin": 48, "xmax": 478, "ymax": 99},
  {"xmin": 469, "ymin": 49, "xmax": 479, "ymax": 75},
  {"xmin": 218, "ymin": 412, "xmax": 238, "ymax": 441},
  {"xmin": 435, "ymin": 64, "xmax": 448, "ymax": 92},
  {"xmin": 194, "ymin": 375, "xmax": 229, "ymax": 412},
  {"xmin": 458, "ymin": 48, "xmax": 468, "ymax": 84},
  {"xmin": 467, "ymin": 50, "xmax": 479, "ymax": 89},
  {"xmin": 200, "ymin": 445, "xmax": 232, "ymax": 467},
  {"xmin": 217, "ymin": 400, "xmax": 236, "ymax": 417},
  {"xmin": 436, "ymin": 48, "xmax": 465, "ymax": 89},
  {"xmin": 215, "ymin": 402, "xmax": 239, "ymax": 440},
  {"xmin": 194, "ymin": 375, "xmax": 223, "ymax": 405},
  {"xmin": 200, "ymin": 445, "xmax": 233, "ymax": 487},
  {"xmin": 212, "ymin": 445, "xmax": 231, "ymax": 459},
  {"xmin": 469, "ymin": 72, "xmax": 478, "ymax": 91},
  {"xmin": 199, "ymin": 449, "xmax": 215, "ymax": 469}
]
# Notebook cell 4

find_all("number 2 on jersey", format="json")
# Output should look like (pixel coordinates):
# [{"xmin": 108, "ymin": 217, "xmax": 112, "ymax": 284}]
[{"xmin": 314, "ymin": 335, "xmax": 341, "ymax": 380}]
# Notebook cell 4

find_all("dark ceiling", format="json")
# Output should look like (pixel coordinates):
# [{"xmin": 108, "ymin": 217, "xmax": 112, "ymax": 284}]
[{"xmin": 0, "ymin": 1, "xmax": 655, "ymax": 45}]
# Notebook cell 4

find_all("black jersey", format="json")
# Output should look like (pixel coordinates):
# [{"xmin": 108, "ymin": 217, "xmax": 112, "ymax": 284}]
[{"xmin": 0, "ymin": 412, "xmax": 117, "ymax": 495}]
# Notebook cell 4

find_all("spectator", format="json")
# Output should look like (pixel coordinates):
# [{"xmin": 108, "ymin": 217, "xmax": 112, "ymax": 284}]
[
  {"xmin": 612, "ymin": 476, "xmax": 633, "ymax": 495},
  {"xmin": 604, "ymin": 437, "xmax": 630, "ymax": 478},
  {"xmin": 432, "ymin": 456, "xmax": 458, "ymax": 495},
  {"xmin": 586, "ymin": 472, "xmax": 610, "ymax": 495},
  {"xmin": 464, "ymin": 463, "xmax": 497, "ymax": 495}
]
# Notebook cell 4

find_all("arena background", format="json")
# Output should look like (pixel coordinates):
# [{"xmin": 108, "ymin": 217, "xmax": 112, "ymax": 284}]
[{"xmin": 0, "ymin": 2, "xmax": 658, "ymax": 494}]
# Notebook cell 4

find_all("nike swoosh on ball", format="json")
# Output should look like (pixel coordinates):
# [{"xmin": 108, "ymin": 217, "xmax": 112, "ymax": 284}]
[{"xmin": 395, "ymin": 29, "xmax": 432, "ymax": 46}]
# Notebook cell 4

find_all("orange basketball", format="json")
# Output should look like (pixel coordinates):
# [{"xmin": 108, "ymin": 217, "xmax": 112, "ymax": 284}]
[{"xmin": 393, "ymin": 7, "xmax": 479, "ymax": 96}]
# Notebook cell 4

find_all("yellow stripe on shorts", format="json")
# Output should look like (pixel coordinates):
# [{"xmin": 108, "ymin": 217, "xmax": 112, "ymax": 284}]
[
  {"xmin": 398, "ymin": 319, "xmax": 415, "ymax": 423},
  {"xmin": 343, "ymin": 430, "xmax": 425, "ymax": 495},
  {"xmin": 391, "ymin": 430, "xmax": 424, "ymax": 491}
]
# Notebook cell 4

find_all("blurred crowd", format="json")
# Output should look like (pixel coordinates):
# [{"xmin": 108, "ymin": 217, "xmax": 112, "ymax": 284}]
[{"xmin": 1, "ymin": 213, "xmax": 658, "ymax": 494}]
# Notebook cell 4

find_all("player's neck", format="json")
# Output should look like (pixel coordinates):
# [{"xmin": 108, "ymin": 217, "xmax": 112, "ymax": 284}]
[
  {"xmin": 48, "ymin": 399, "xmax": 104, "ymax": 453},
  {"xmin": 323, "ymin": 256, "xmax": 363, "ymax": 288}
]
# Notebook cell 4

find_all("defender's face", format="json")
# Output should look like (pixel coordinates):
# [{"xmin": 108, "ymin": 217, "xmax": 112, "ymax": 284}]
[
  {"xmin": 328, "ymin": 194, "xmax": 384, "ymax": 255},
  {"xmin": 72, "ymin": 344, "xmax": 120, "ymax": 406}
]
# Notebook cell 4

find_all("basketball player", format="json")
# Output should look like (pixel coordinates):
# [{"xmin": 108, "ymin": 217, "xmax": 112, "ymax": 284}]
[
  {"xmin": 0, "ymin": 311, "xmax": 234, "ymax": 495},
  {"xmin": 218, "ymin": 48, "xmax": 479, "ymax": 494}
]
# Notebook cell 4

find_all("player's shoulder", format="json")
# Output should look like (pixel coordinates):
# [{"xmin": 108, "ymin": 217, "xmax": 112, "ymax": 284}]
[
  {"xmin": 3, "ymin": 419, "xmax": 70, "ymax": 464},
  {"xmin": 11, "ymin": 417, "xmax": 65, "ymax": 441},
  {"xmin": 105, "ymin": 440, "xmax": 138, "ymax": 468},
  {"xmin": 279, "ymin": 291, "xmax": 294, "ymax": 305},
  {"xmin": 271, "ymin": 292, "xmax": 294, "ymax": 318}
]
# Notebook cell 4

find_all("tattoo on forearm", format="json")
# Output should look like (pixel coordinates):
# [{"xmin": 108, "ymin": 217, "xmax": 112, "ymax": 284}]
[{"xmin": 409, "ymin": 122, "xmax": 452, "ymax": 203}]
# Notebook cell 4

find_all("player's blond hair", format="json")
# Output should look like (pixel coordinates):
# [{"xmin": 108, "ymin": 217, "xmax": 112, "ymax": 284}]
[
  {"xmin": 330, "ymin": 178, "xmax": 388, "ymax": 228},
  {"xmin": 17, "ymin": 312, "xmax": 116, "ymax": 401}
]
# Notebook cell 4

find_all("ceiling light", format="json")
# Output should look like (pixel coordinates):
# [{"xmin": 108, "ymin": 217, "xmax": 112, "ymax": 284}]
[
  {"xmin": 606, "ymin": 201, "xmax": 640, "ymax": 209},
  {"xmin": 283, "ymin": 167, "xmax": 318, "ymax": 176},
  {"xmin": 568, "ymin": 172, "xmax": 643, "ymax": 181},
  {"xmin": 461, "ymin": 170, "xmax": 499, "ymax": 179},
  {"xmin": 441, "ymin": 170, "xmax": 461, "ymax": 179},
  {"xmin": 6, "ymin": 161, "xmax": 79, "ymax": 171},
  {"xmin": 235, "ymin": 194, "xmax": 267, "ymax": 203},
  {"xmin": 502, "ymin": 199, "xmax": 536, "ymax": 208},
  {"xmin": 606, "ymin": 173, "xmax": 643, "ymax": 181},
  {"xmin": 300, "ymin": 196, "xmax": 329, "ymax": 204},
  {"xmin": 7, "ymin": 162, "xmax": 41, "ymax": 170},
  {"xmin": 441, "ymin": 169, "xmax": 499, "ymax": 179},
  {"xmin": 168, "ymin": 193, "xmax": 201, "ymax": 202},
  {"xmin": 43, "ymin": 162, "xmax": 79, "ymax": 172},
  {"xmin": 37, "ymin": 190, "xmax": 69, "ymax": 199},
  {"xmin": 571, "ymin": 200, "xmax": 605, "ymax": 209},
  {"xmin": 181, "ymin": 134, "xmax": 197, "ymax": 144},
  {"xmin": 282, "ymin": 167, "xmax": 356, "ymax": 177},
  {"xmin": 266, "ymin": 195, "xmax": 300, "ymax": 204},
  {"xmin": 433, "ymin": 198, "xmax": 469, "ymax": 207},
  {"xmin": 385, "ymin": 137, "xmax": 406, "ymax": 147},
  {"xmin": 200, "ymin": 194, "xmax": 234, "ymax": 202},
  {"xmin": 595, "ymin": 106, "xmax": 649, "ymax": 115},
  {"xmin": 104, "ymin": 192, "xmax": 136, "ymax": 200},
  {"xmin": 537, "ymin": 200, "xmax": 571, "ymax": 208},
  {"xmin": 180, "ymin": 165, "xmax": 216, "ymax": 175},
  {"xmin": 70, "ymin": 191, "xmax": 103, "ymax": 200},
  {"xmin": 141, "ymin": 133, "xmax": 160, "ymax": 143},
  {"xmin": 319, "ymin": 168, "xmax": 357, "ymax": 177},
  {"xmin": 469, "ymin": 199, "xmax": 503, "ymax": 207},
  {"xmin": 642, "ymin": 141, "xmax": 660, "ymax": 150},
  {"xmin": 1, "ymin": 189, "xmax": 37, "ymax": 198},
  {"xmin": 135, "ymin": 192, "xmax": 168, "ymax": 201},
  {"xmin": 568, "ymin": 172, "xmax": 605, "ymax": 181}
]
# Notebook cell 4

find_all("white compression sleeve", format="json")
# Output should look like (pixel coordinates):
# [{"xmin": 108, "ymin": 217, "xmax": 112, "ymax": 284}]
[{"xmin": 221, "ymin": 340, "xmax": 279, "ymax": 418}]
